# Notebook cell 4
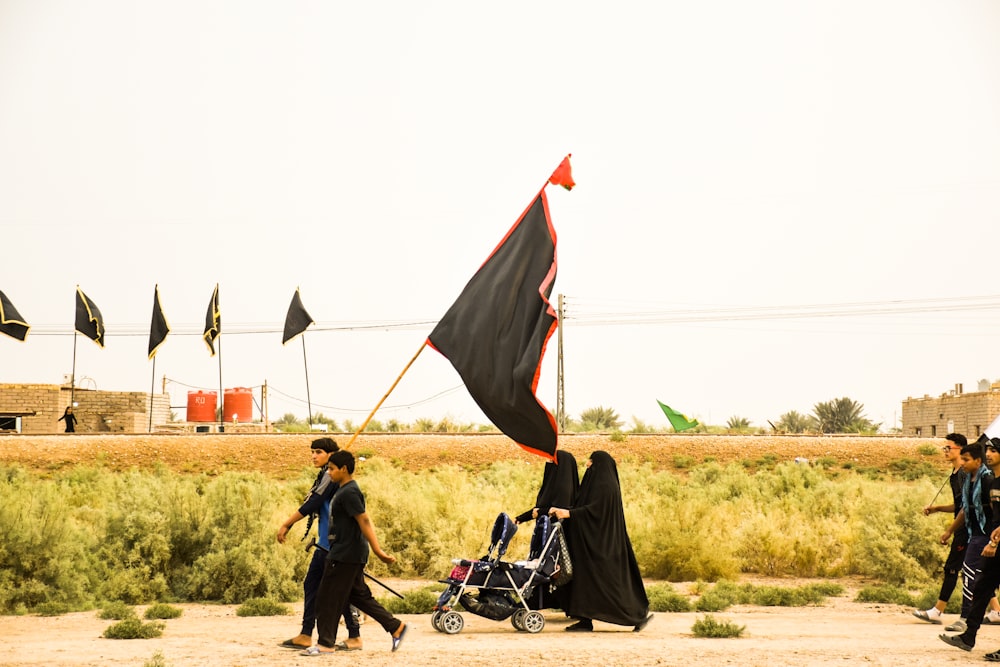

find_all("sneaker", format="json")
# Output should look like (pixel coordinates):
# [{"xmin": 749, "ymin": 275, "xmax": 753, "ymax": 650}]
[
  {"xmin": 939, "ymin": 633, "xmax": 974, "ymax": 651},
  {"xmin": 986, "ymin": 611, "xmax": 1000, "ymax": 625},
  {"xmin": 945, "ymin": 619, "xmax": 968, "ymax": 632},
  {"xmin": 913, "ymin": 608, "xmax": 943, "ymax": 624},
  {"xmin": 985, "ymin": 649, "xmax": 1000, "ymax": 662}
]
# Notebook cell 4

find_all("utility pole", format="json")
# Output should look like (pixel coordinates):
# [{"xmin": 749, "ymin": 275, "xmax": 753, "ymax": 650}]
[{"xmin": 556, "ymin": 294, "xmax": 565, "ymax": 432}]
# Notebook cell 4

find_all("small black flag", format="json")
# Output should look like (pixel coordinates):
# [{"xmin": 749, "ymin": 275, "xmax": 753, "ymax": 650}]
[
  {"xmin": 75, "ymin": 287, "xmax": 106, "ymax": 348},
  {"xmin": 148, "ymin": 285, "xmax": 170, "ymax": 359},
  {"xmin": 282, "ymin": 289, "xmax": 315, "ymax": 344},
  {"xmin": 203, "ymin": 284, "xmax": 220, "ymax": 356},
  {"xmin": 0, "ymin": 290, "xmax": 30, "ymax": 341}
]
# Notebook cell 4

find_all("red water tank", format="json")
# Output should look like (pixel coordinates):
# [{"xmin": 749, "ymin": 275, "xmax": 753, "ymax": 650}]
[
  {"xmin": 224, "ymin": 387, "xmax": 253, "ymax": 423},
  {"xmin": 187, "ymin": 391, "xmax": 217, "ymax": 422}
]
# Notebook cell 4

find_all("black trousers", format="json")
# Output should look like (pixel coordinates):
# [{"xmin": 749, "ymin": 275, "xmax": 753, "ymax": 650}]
[
  {"xmin": 302, "ymin": 548, "xmax": 360, "ymax": 638},
  {"xmin": 315, "ymin": 559, "xmax": 401, "ymax": 649}
]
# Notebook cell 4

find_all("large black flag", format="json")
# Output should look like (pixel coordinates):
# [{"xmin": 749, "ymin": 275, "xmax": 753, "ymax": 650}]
[
  {"xmin": 148, "ymin": 285, "xmax": 170, "ymax": 359},
  {"xmin": 203, "ymin": 284, "xmax": 220, "ymax": 356},
  {"xmin": 75, "ymin": 287, "xmax": 106, "ymax": 348},
  {"xmin": 282, "ymin": 288, "xmax": 314, "ymax": 344},
  {"xmin": 427, "ymin": 190, "xmax": 559, "ymax": 461},
  {"xmin": 0, "ymin": 290, "xmax": 30, "ymax": 341}
]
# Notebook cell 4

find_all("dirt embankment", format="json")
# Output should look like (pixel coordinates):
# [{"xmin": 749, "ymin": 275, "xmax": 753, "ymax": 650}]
[{"xmin": 0, "ymin": 432, "xmax": 940, "ymax": 477}]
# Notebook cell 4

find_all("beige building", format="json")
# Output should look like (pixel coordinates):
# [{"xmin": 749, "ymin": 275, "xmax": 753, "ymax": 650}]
[
  {"xmin": 901, "ymin": 382, "xmax": 1000, "ymax": 439},
  {"xmin": 0, "ymin": 382, "xmax": 170, "ymax": 434}
]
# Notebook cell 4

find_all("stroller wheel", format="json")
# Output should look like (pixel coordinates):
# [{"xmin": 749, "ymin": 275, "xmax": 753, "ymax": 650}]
[
  {"xmin": 440, "ymin": 610, "xmax": 464, "ymax": 635},
  {"xmin": 431, "ymin": 610, "xmax": 445, "ymax": 632},
  {"xmin": 523, "ymin": 610, "xmax": 545, "ymax": 634},
  {"xmin": 511, "ymin": 609, "xmax": 527, "ymax": 631}
]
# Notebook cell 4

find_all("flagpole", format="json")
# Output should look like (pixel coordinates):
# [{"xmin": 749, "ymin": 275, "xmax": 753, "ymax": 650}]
[
  {"xmin": 344, "ymin": 341, "xmax": 427, "ymax": 450},
  {"xmin": 301, "ymin": 335, "xmax": 313, "ymax": 428},
  {"xmin": 70, "ymin": 330, "xmax": 79, "ymax": 407},
  {"xmin": 217, "ymin": 335, "xmax": 224, "ymax": 431},
  {"xmin": 148, "ymin": 357, "xmax": 156, "ymax": 433}
]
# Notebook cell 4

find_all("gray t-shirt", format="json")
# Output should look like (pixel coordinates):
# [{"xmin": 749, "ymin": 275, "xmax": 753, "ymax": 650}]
[{"xmin": 328, "ymin": 480, "xmax": 369, "ymax": 564}]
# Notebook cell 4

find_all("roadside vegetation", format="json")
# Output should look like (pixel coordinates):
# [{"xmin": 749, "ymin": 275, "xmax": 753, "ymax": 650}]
[{"xmin": 0, "ymin": 447, "xmax": 949, "ymax": 614}]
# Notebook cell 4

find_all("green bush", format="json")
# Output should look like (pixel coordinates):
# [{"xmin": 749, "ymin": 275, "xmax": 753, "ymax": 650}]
[
  {"xmin": 35, "ymin": 601, "xmax": 72, "ymax": 616},
  {"xmin": 102, "ymin": 617, "xmax": 165, "ymax": 639},
  {"xmin": 378, "ymin": 585, "xmax": 439, "ymax": 614},
  {"xmin": 99, "ymin": 601, "xmax": 136, "ymax": 620},
  {"xmin": 691, "ymin": 614, "xmax": 745, "ymax": 638},
  {"xmin": 235, "ymin": 597, "xmax": 291, "ymax": 617},
  {"xmin": 144, "ymin": 603, "xmax": 182, "ymax": 619},
  {"xmin": 854, "ymin": 585, "xmax": 917, "ymax": 606},
  {"xmin": 647, "ymin": 583, "xmax": 692, "ymax": 612},
  {"xmin": 143, "ymin": 651, "xmax": 171, "ymax": 667}
]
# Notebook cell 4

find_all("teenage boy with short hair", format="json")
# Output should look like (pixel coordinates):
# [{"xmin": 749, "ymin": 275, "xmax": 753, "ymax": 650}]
[
  {"xmin": 277, "ymin": 437, "xmax": 362, "ymax": 650},
  {"xmin": 302, "ymin": 450, "xmax": 408, "ymax": 656},
  {"xmin": 938, "ymin": 442, "xmax": 995, "ymax": 634},
  {"xmin": 941, "ymin": 438, "xmax": 1000, "ymax": 658}
]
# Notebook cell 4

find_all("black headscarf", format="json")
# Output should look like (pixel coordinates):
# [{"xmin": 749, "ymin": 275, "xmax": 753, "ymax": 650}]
[
  {"xmin": 515, "ymin": 450, "xmax": 579, "ymax": 523},
  {"xmin": 562, "ymin": 450, "xmax": 648, "ymax": 626}
]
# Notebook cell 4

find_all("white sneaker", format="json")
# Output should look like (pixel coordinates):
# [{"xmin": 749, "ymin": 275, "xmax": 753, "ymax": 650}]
[
  {"xmin": 913, "ymin": 608, "xmax": 943, "ymax": 624},
  {"xmin": 945, "ymin": 618, "xmax": 968, "ymax": 632},
  {"xmin": 985, "ymin": 611, "xmax": 1000, "ymax": 624}
]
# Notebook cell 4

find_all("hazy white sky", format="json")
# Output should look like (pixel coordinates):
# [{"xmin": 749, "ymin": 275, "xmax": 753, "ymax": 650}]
[{"xmin": 2, "ymin": 1, "xmax": 999, "ymax": 431}]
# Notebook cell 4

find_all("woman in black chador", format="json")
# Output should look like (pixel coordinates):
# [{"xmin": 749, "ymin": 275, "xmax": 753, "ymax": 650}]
[
  {"xmin": 57, "ymin": 407, "xmax": 77, "ymax": 433},
  {"xmin": 550, "ymin": 450, "xmax": 653, "ymax": 632},
  {"xmin": 515, "ymin": 450, "xmax": 579, "ymax": 524}
]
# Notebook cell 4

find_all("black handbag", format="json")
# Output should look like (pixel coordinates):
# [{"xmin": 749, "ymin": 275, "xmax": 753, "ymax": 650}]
[{"xmin": 555, "ymin": 529, "xmax": 573, "ymax": 585}]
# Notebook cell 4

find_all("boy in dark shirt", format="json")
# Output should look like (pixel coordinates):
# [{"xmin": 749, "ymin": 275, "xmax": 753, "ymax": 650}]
[
  {"xmin": 276, "ymin": 437, "xmax": 362, "ymax": 650},
  {"xmin": 941, "ymin": 438, "xmax": 1000, "ymax": 657},
  {"xmin": 302, "ymin": 450, "xmax": 408, "ymax": 656},
  {"xmin": 938, "ymin": 441, "xmax": 994, "ymax": 633}
]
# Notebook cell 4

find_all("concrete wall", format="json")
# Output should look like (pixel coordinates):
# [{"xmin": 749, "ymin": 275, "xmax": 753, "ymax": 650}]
[{"xmin": 0, "ymin": 383, "xmax": 170, "ymax": 434}]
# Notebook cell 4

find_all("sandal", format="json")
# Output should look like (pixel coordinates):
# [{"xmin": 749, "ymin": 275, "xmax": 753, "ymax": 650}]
[
  {"xmin": 334, "ymin": 641, "xmax": 362, "ymax": 652},
  {"xmin": 986, "ymin": 651, "xmax": 1000, "ymax": 662}
]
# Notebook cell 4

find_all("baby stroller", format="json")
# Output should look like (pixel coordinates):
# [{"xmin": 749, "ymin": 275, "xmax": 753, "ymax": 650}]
[{"xmin": 431, "ymin": 512, "xmax": 565, "ymax": 635}]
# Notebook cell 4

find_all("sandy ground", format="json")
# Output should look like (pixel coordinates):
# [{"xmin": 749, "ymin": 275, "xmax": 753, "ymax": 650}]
[{"xmin": 0, "ymin": 577, "xmax": 993, "ymax": 667}]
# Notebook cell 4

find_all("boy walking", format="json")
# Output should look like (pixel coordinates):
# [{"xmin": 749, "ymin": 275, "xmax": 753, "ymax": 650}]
[
  {"xmin": 937, "ymin": 441, "xmax": 995, "ymax": 633},
  {"xmin": 302, "ymin": 450, "xmax": 408, "ymax": 656},
  {"xmin": 277, "ymin": 437, "xmax": 362, "ymax": 650},
  {"xmin": 940, "ymin": 438, "xmax": 1000, "ymax": 658}
]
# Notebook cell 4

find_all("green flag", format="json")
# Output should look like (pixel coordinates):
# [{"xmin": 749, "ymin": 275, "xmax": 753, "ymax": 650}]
[{"xmin": 657, "ymin": 400, "xmax": 699, "ymax": 432}]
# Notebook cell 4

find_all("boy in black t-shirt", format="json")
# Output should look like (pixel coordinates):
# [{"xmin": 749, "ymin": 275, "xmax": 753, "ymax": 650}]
[
  {"xmin": 941, "ymin": 438, "xmax": 1000, "ymax": 658},
  {"xmin": 301, "ymin": 450, "xmax": 408, "ymax": 656}
]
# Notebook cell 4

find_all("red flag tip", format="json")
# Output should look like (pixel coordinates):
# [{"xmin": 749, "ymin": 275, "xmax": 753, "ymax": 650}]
[{"xmin": 548, "ymin": 154, "xmax": 575, "ymax": 191}]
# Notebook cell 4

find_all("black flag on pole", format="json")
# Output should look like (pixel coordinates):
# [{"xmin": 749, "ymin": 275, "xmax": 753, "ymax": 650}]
[
  {"xmin": 203, "ymin": 284, "xmax": 220, "ymax": 356},
  {"xmin": 427, "ymin": 190, "xmax": 560, "ymax": 461},
  {"xmin": 75, "ymin": 287, "xmax": 106, "ymax": 348},
  {"xmin": 148, "ymin": 285, "xmax": 170, "ymax": 359},
  {"xmin": 282, "ymin": 288, "xmax": 315, "ymax": 344},
  {"xmin": 0, "ymin": 290, "xmax": 30, "ymax": 341}
]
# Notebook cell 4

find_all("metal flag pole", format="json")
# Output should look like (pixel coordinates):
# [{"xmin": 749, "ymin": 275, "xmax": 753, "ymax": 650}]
[
  {"xmin": 302, "ymin": 335, "xmax": 313, "ymax": 428},
  {"xmin": 148, "ymin": 357, "xmax": 156, "ymax": 433}
]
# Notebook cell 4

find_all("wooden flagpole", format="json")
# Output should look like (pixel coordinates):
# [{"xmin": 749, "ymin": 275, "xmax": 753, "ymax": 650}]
[
  {"xmin": 70, "ymin": 330, "xmax": 78, "ymax": 407},
  {"xmin": 217, "ymin": 335, "xmax": 224, "ymax": 431},
  {"xmin": 344, "ymin": 340, "xmax": 428, "ymax": 450}
]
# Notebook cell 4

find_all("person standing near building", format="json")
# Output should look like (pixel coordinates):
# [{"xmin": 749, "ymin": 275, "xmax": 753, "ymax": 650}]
[{"xmin": 57, "ymin": 406, "xmax": 77, "ymax": 433}]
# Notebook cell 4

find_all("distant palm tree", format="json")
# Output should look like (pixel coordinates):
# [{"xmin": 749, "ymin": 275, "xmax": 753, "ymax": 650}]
[
  {"xmin": 812, "ymin": 397, "xmax": 876, "ymax": 433},
  {"xmin": 773, "ymin": 410, "xmax": 816, "ymax": 433},
  {"xmin": 726, "ymin": 415, "xmax": 751, "ymax": 432},
  {"xmin": 578, "ymin": 406, "xmax": 622, "ymax": 431}
]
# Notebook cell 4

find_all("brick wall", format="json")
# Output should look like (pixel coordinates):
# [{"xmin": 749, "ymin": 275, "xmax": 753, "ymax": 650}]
[
  {"xmin": 0, "ymin": 383, "xmax": 170, "ymax": 434},
  {"xmin": 901, "ymin": 389, "xmax": 1000, "ymax": 439}
]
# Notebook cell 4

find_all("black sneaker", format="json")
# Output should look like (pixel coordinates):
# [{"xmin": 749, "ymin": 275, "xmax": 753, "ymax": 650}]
[
  {"xmin": 939, "ymin": 633, "xmax": 974, "ymax": 651},
  {"xmin": 985, "ymin": 650, "xmax": 1000, "ymax": 662}
]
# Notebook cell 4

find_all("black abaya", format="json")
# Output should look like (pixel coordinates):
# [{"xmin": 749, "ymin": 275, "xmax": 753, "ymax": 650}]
[
  {"xmin": 561, "ymin": 450, "xmax": 648, "ymax": 626},
  {"xmin": 515, "ymin": 450, "xmax": 579, "ymax": 523}
]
